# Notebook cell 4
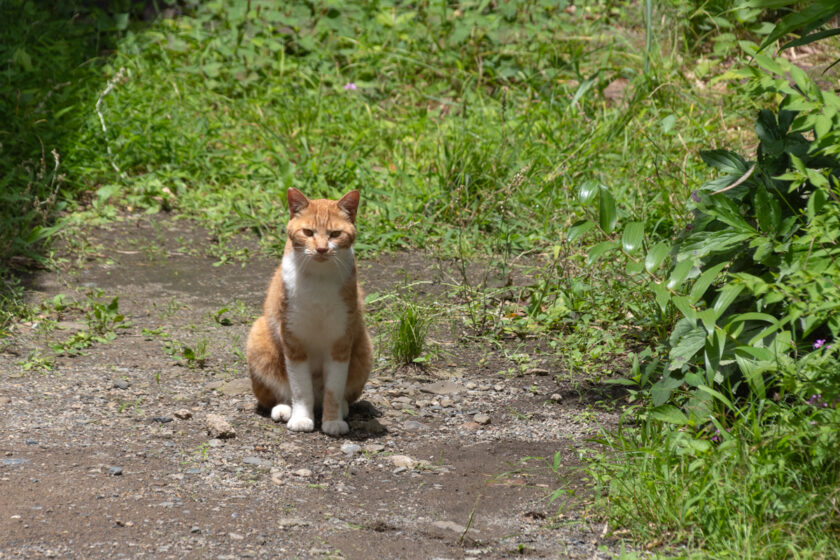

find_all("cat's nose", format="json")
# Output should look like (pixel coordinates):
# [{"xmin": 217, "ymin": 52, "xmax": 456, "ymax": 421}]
[{"xmin": 316, "ymin": 247, "xmax": 329, "ymax": 254}]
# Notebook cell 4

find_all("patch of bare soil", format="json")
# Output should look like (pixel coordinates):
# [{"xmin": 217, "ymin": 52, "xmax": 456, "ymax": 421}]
[{"xmin": 0, "ymin": 217, "xmax": 628, "ymax": 559}]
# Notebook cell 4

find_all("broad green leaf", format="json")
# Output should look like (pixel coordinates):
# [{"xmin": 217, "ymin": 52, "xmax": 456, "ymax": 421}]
[
  {"xmin": 587, "ymin": 241, "xmax": 619, "ymax": 264},
  {"xmin": 671, "ymin": 295, "xmax": 697, "ymax": 322},
  {"xmin": 650, "ymin": 404, "xmax": 690, "ymax": 425},
  {"xmin": 621, "ymin": 221, "xmax": 645, "ymax": 253},
  {"xmin": 667, "ymin": 259, "xmax": 694, "ymax": 291},
  {"xmin": 668, "ymin": 319, "xmax": 706, "ymax": 371},
  {"xmin": 598, "ymin": 187, "xmax": 618, "ymax": 233},
  {"xmin": 576, "ymin": 181, "xmax": 600, "ymax": 204},
  {"xmin": 645, "ymin": 242, "xmax": 670, "ymax": 273},
  {"xmin": 567, "ymin": 220, "xmax": 595, "ymax": 243},
  {"xmin": 713, "ymin": 283, "xmax": 744, "ymax": 318},
  {"xmin": 689, "ymin": 262, "xmax": 727, "ymax": 304},
  {"xmin": 754, "ymin": 185, "xmax": 782, "ymax": 233},
  {"xmin": 700, "ymin": 149, "xmax": 749, "ymax": 174}
]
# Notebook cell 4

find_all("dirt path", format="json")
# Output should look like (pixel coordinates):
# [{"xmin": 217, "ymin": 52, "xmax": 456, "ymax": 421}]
[{"xmin": 0, "ymin": 217, "xmax": 623, "ymax": 559}]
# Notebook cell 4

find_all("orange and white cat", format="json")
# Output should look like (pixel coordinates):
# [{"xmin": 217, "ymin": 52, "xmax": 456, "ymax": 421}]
[{"xmin": 246, "ymin": 188, "xmax": 372, "ymax": 435}]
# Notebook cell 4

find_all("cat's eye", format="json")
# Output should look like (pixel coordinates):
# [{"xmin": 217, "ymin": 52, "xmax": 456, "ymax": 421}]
[
  {"xmin": 329, "ymin": 230, "xmax": 342, "ymax": 238},
  {"xmin": 302, "ymin": 229, "xmax": 314, "ymax": 237}
]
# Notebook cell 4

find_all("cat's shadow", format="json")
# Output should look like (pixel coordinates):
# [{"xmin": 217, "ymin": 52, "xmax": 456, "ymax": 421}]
[{"xmin": 254, "ymin": 399, "xmax": 385, "ymax": 440}]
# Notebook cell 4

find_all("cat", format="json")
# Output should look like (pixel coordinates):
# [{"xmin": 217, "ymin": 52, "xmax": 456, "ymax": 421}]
[{"xmin": 246, "ymin": 188, "xmax": 372, "ymax": 436}]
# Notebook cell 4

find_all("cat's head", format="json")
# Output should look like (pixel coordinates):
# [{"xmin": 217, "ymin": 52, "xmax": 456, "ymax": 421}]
[{"xmin": 286, "ymin": 188, "xmax": 359, "ymax": 262}]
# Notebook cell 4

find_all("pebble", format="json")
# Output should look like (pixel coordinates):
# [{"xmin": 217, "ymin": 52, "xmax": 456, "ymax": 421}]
[
  {"xmin": 419, "ymin": 381, "xmax": 464, "ymax": 395},
  {"xmin": 440, "ymin": 397, "xmax": 454, "ymax": 407},
  {"xmin": 277, "ymin": 517, "xmax": 311, "ymax": 528},
  {"xmin": 550, "ymin": 393, "xmax": 562, "ymax": 402},
  {"xmin": 341, "ymin": 443, "xmax": 361, "ymax": 456},
  {"xmin": 25, "ymin": 439, "xmax": 38, "ymax": 446},
  {"xmin": 2, "ymin": 458, "xmax": 29, "ymax": 466},
  {"xmin": 243, "ymin": 456, "xmax": 271, "ymax": 467},
  {"xmin": 293, "ymin": 468, "xmax": 312, "ymax": 478},
  {"xmin": 190, "ymin": 526, "xmax": 201, "ymax": 534},
  {"xmin": 494, "ymin": 384, "xmax": 504, "ymax": 392},
  {"xmin": 393, "ymin": 466, "xmax": 407, "ymax": 474},
  {"xmin": 108, "ymin": 466, "xmax": 123, "ymax": 476},
  {"xmin": 389, "ymin": 455, "xmax": 416, "ymax": 469},
  {"xmin": 152, "ymin": 416, "xmax": 173, "ymax": 423},
  {"xmin": 205, "ymin": 414, "xmax": 236, "ymax": 439},
  {"xmin": 363, "ymin": 443, "xmax": 385, "ymax": 453},
  {"xmin": 461, "ymin": 422, "xmax": 481, "ymax": 431},
  {"xmin": 432, "ymin": 520, "xmax": 470, "ymax": 533},
  {"xmin": 174, "ymin": 409, "xmax": 193, "ymax": 420},
  {"xmin": 473, "ymin": 414, "xmax": 491, "ymax": 425},
  {"xmin": 402, "ymin": 420, "xmax": 426, "ymax": 431},
  {"xmin": 113, "ymin": 379, "xmax": 130, "ymax": 390},
  {"xmin": 465, "ymin": 381, "xmax": 478, "ymax": 390}
]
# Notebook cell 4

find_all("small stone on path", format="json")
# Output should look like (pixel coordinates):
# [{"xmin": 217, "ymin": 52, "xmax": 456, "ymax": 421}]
[
  {"xmin": 389, "ymin": 455, "xmax": 416, "ymax": 469},
  {"xmin": 293, "ymin": 468, "xmax": 312, "ymax": 478},
  {"xmin": 3, "ymin": 458, "xmax": 29, "ymax": 466},
  {"xmin": 174, "ymin": 409, "xmax": 192, "ymax": 419},
  {"xmin": 419, "ymin": 381, "xmax": 463, "ymax": 395},
  {"xmin": 113, "ymin": 379, "xmax": 130, "ymax": 390},
  {"xmin": 402, "ymin": 420, "xmax": 426, "ymax": 431},
  {"xmin": 473, "ymin": 413, "xmax": 491, "ymax": 425},
  {"xmin": 205, "ymin": 414, "xmax": 236, "ymax": 439},
  {"xmin": 341, "ymin": 443, "xmax": 361, "ymax": 456},
  {"xmin": 108, "ymin": 466, "xmax": 123, "ymax": 476},
  {"xmin": 152, "ymin": 416, "xmax": 173, "ymax": 424},
  {"xmin": 550, "ymin": 393, "xmax": 562, "ymax": 402},
  {"xmin": 465, "ymin": 381, "xmax": 478, "ymax": 390},
  {"xmin": 215, "ymin": 378, "xmax": 252, "ymax": 396}
]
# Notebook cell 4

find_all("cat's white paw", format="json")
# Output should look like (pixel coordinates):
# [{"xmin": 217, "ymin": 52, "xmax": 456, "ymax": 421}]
[
  {"xmin": 321, "ymin": 419, "xmax": 349, "ymax": 436},
  {"xmin": 287, "ymin": 415, "xmax": 315, "ymax": 432},
  {"xmin": 271, "ymin": 404, "xmax": 292, "ymax": 422}
]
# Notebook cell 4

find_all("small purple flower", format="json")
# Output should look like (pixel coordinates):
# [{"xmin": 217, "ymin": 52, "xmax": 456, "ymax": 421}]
[
  {"xmin": 343, "ymin": 82, "xmax": 357, "ymax": 91},
  {"xmin": 814, "ymin": 339, "xmax": 826, "ymax": 349},
  {"xmin": 691, "ymin": 190, "xmax": 701, "ymax": 203}
]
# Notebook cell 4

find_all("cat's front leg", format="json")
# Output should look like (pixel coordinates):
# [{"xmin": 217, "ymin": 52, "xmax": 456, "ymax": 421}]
[
  {"xmin": 285, "ymin": 358, "xmax": 316, "ymax": 432},
  {"xmin": 321, "ymin": 358, "xmax": 350, "ymax": 436}
]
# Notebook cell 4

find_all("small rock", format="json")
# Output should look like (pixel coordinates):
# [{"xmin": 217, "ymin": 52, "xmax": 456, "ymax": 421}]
[
  {"xmin": 174, "ymin": 409, "xmax": 193, "ymax": 420},
  {"xmin": 190, "ymin": 526, "xmax": 201, "ymax": 534},
  {"xmin": 293, "ymin": 468, "xmax": 312, "ymax": 478},
  {"xmin": 152, "ymin": 416, "xmax": 173, "ymax": 424},
  {"xmin": 465, "ymin": 381, "xmax": 478, "ymax": 390},
  {"xmin": 525, "ymin": 367, "xmax": 549, "ymax": 376},
  {"xmin": 473, "ymin": 413, "xmax": 491, "ymax": 425},
  {"xmin": 461, "ymin": 422, "xmax": 481, "ymax": 431},
  {"xmin": 363, "ymin": 443, "xmax": 385, "ymax": 453},
  {"xmin": 113, "ymin": 379, "xmax": 130, "ymax": 390},
  {"xmin": 205, "ymin": 414, "xmax": 236, "ymax": 439},
  {"xmin": 402, "ymin": 420, "xmax": 426, "ymax": 432},
  {"xmin": 216, "ymin": 378, "xmax": 252, "ymax": 396},
  {"xmin": 25, "ymin": 439, "xmax": 38, "ymax": 446},
  {"xmin": 432, "ymin": 520, "xmax": 469, "ymax": 533},
  {"xmin": 243, "ymin": 456, "xmax": 271, "ymax": 467},
  {"xmin": 2, "ymin": 458, "xmax": 29, "ymax": 466},
  {"xmin": 389, "ymin": 455, "xmax": 416, "ymax": 469},
  {"xmin": 108, "ymin": 466, "xmax": 123, "ymax": 476},
  {"xmin": 341, "ymin": 443, "xmax": 361, "ymax": 456},
  {"xmin": 392, "ymin": 466, "xmax": 407, "ymax": 474},
  {"xmin": 550, "ymin": 393, "xmax": 562, "ymax": 402},
  {"xmin": 440, "ymin": 397, "xmax": 454, "ymax": 408},
  {"xmin": 277, "ymin": 517, "xmax": 310, "ymax": 528},
  {"xmin": 420, "ymin": 381, "xmax": 464, "ymax": 395},
  {"xmin": 228, "ymin": 532, "xmax": 244, "ymax": 540},
  {"xmin": 493, "ymin": 384, "xmax": 504, "ymax": 392}
]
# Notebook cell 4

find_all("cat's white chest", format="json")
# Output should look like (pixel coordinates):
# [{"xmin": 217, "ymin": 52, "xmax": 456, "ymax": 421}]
[{"xmin": 281, "ymin": 253, "xmax": 351, "ymax": 353}]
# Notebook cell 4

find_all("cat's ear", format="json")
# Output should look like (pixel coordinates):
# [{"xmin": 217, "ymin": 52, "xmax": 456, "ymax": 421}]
[
  {"xmin": 287, "ymin": 188, "xmax": 309, "ymax": 218},
  {"xmin": 337, "ymin": 190, "xmax": 360, "ymax": 223}
]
